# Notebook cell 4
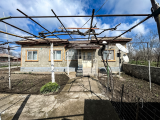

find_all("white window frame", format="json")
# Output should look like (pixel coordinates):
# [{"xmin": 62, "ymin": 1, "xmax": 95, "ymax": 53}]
[{"xmin": 27, "ymin": 50, "xmax": 38, "ymax": 60}]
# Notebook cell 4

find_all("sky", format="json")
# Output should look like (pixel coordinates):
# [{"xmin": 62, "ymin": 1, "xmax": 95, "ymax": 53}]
[{"xmin": 0, "ymin": 0, "xmax": 160, "ymax": 57}]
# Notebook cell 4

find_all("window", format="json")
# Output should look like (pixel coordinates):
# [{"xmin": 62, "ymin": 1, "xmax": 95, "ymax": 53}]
[
  {"xmin": 66, "ymin": 49, "xmax": 78, "ymax": 60},
  {"xmin": 103, "ymin": 50, "xmax": 115, "ymax": 61},
  {"xmin": 87, "ymin": 52, "xmax": 92, "ymax": 60},
  {"xmin": 50, "ymin": 50, "xmax": 62, "ymax": 61},
  {"xmin": 83, "ymin": 52, "xmax": 85, "ymax": 60},
  {"xmin": 26, "ymin": 50, "xmax": 38, "ymax": 61}
]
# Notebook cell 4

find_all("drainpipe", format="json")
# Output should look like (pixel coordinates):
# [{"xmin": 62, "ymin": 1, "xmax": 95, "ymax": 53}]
[{"xmin": 51, "ymin": 42, "xmax": 55, "ymax": 83}]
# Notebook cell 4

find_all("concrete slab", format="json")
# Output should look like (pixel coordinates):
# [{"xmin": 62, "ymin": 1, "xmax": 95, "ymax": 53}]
[
  {"xmin": 0, "ymin": 76, "xmax": 118, "ymax": 120},
  {"xmin": 61, "ymin": 84, "xmax": 72, "ymax": 92}
]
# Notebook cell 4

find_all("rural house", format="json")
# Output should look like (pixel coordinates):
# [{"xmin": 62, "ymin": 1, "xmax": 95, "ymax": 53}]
[
  {"xmin": 16, "ymin": 37, "xmax": 131, "ymax": 75},
  {"xmin": 0, "ymin": 53, "xmax": 14, "ymax": 62}
]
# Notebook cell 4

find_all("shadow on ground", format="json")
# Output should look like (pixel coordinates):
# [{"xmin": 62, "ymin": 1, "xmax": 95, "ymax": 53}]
[
  {"xmin": 33, "ymin": 99, "xmax": 120, "ymax": 120},
  {"xmin": 111, "ymin": 101, "xmax": 160, "ymax": 120}
]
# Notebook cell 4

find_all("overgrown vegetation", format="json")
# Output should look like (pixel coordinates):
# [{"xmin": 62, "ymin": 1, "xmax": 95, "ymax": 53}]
[{"xmin": 40, "ymin": 82, "xmax": 60, "ymax": 94}]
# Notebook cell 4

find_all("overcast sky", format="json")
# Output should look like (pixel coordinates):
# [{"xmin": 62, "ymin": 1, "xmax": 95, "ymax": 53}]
[{"xmin": 0, "ymin": 0, "xmax": 160, "ymax": 56}]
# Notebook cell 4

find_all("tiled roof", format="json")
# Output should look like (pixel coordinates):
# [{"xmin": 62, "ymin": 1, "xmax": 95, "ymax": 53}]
[{"xmin": 16, "ymin": 37, "xmax": 132, "ymax": 45}]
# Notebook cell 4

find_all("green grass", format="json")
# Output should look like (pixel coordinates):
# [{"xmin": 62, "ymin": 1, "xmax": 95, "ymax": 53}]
[
  {"xmin": 0, "ymin": 64, "xmax": 20, "ymax": 68},
  {"xmin": 129, "ymin": 60, "xmax": 160, "ymax": 67}
]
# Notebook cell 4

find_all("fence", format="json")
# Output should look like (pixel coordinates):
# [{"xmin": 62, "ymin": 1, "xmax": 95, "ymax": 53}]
[{"xmin": 98, "ymin": 69, "xmax": 160, "ymax": 120}]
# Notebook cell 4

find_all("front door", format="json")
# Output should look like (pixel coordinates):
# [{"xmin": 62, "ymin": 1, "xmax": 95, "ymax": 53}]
[
  {"xmin": 81, "ymin": 50, "xmax": 95, "ymax": 76},
  {"xmin": 82, "ymin": 52, "xmax": 92, "ymax": 68}
]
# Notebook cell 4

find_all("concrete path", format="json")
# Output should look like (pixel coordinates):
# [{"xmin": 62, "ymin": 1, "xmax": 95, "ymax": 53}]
[{"xmin": 0, "ymin": 75, "xmax": 119, "ymax": 120}]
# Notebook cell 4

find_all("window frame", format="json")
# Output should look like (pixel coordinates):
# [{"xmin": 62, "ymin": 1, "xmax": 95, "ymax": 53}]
[
  {"xmin": 25, "ymin": 50, "xmax": 38, "ymax": 62},
  {"xmin": 49, "ymin": 49, "xmax": 62, "ymax": 62},
  {"xmin": 102, "ymin": 49, "xmax": 116, "ymax": 62}
]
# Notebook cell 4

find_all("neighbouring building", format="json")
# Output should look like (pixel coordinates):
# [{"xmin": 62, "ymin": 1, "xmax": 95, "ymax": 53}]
[
  {"xmin": 0, "ymin": 53, "xmax": 14, "ymax": 62},
  {"xmin": 0, "ymin": 53, "xmax": 21, "ymax": 62},
  {"xmin": 16, "ymin": 37, "xmax": 131, "ymax": 75}
]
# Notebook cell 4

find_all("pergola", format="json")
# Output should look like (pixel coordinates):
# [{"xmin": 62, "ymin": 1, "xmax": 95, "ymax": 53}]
[{"xmin": 0, "ymin": 2, "xmax": 160, "ymax": 88}]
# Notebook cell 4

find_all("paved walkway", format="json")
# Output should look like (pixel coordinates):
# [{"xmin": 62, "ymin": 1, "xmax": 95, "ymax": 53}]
[{"xmin": 0, "ymin": 75, "xmax": 119, "ymax": 120}]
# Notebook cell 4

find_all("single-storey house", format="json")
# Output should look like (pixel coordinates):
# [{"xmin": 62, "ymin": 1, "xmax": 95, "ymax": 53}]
[
  {"xmin": 0, "ymin": 53, "xmax": 14, "ymax": 62},
  {"xmin": 0, "ymin": 53, "xmax": 21, "ymax": 62},
  {"xmin": 16, "ymin": 37, "xmax": 131, "ymax": 75}
]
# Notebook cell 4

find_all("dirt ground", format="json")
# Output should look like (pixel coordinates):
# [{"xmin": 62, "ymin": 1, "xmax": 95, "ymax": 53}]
[
  {"xmin": 0, "ymin": 68, "xmax": 69, "ymax": 94},
  {"xmin": 98, "ymin": 72, "xmax": 160, "ymax": 103}
]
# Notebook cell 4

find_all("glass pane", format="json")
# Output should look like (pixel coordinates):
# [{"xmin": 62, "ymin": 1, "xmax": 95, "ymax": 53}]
[
  {"xmin": 52, "ymin": 51, "xmax": 55, "ymax": 59},
  {"xmin": 33, "ymin": 51, "xmax": 37, "ymax": 60},
  {"xmin": 56, "ymin": 51, "xmax": 61, "ymax": 60},
  {"xmin": 83, "ymin": 52, "xmax": 85, "ymax": 60},
  {"xmin": 88, "ymin": 52, "xmax": 91, "ymax": 60},
  {"xmin": 28, "ymin": 51, "xmax": 32, "ymax": 60},
  {"xmin": 109, "ymin": 51, "xmax": 114, "ymax": 60},
  {"xmin": 103, "ymin": 51, "xmax": 108, "ymax": 60}
]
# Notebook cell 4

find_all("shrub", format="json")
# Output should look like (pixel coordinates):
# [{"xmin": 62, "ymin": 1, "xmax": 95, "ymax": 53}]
[{"xmin": 40, "ymin": 82, "xmax": 60, "ymax": 94}]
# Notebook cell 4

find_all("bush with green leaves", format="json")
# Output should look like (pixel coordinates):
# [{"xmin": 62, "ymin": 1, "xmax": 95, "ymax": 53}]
[{"xmin": 40, "ymin": 82, "xmax": 60, "ymax": 94}]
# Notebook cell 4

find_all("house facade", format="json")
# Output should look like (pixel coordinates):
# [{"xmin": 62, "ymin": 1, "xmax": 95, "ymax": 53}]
[{"xmin": 16, "ymin": 37, "xmax": 131, "ymax": 75}]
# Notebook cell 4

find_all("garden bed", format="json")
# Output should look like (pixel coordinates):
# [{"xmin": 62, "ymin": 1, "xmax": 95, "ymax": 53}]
[
  {"xmin": 98, "ymin": 72, "xmax": 160, "ymax": 102},
  {"xmin": 0, "ymin": 69, "xmax": 69, "ymax": 94}
]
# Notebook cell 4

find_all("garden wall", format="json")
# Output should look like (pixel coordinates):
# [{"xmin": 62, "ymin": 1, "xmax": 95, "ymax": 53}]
[
  {"xmin": 122, "ymin": 63, "xmax": 160, "ymax": 85},
  {"xmin": 0, "ymin": 62, "xmax": 20, "ymax": 67}
]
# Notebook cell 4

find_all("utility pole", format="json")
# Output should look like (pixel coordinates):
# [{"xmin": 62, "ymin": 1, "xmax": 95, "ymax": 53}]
[
  {"xmin": 51, "ymin": 43, "xmax": 55, "ymax": 83},
  {"xmin": 150, "ymin": 0, "xmax": 160, "ymax": 41}
]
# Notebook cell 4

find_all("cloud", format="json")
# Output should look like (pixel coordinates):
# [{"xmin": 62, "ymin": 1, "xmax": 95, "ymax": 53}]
[
  {"xmin": 0, "ymin": 0, "xmax": 157, "ymax": 41},
  {"xmin": 106, "ymin": 0, "xmax": 160, "ymax": 14}
]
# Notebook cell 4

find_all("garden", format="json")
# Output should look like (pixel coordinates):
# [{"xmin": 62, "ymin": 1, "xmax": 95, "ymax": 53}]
[{"xmin": 0, "ymin": 68, "xmax": 69, "ymax": 94}]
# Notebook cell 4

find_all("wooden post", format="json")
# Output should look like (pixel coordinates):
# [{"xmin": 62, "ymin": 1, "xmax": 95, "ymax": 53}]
[
  {"xmin": 119, "ymin": 50, "xmax": 121, "ymax": 76},
  {"xmin": 149, "ymin": 60, "xmax": 151, "ymax": 91},
  {"xmin": 51, "ymin": 43, "xmax": 55, "ymax": 83},
  {"xmin": 4, "ymin": 12, "xmax": 11, "ymax": 89},
  {"xmin": 67, "ymin": 52, "xmax": 69, "ymax": 75},
  {"xmin": 147, "ymin": 43, "xmax": 151, "ymax": 91},
  {"xmin": 8, "ymin": 48, "xmax": 11, "ymax": 89}
]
